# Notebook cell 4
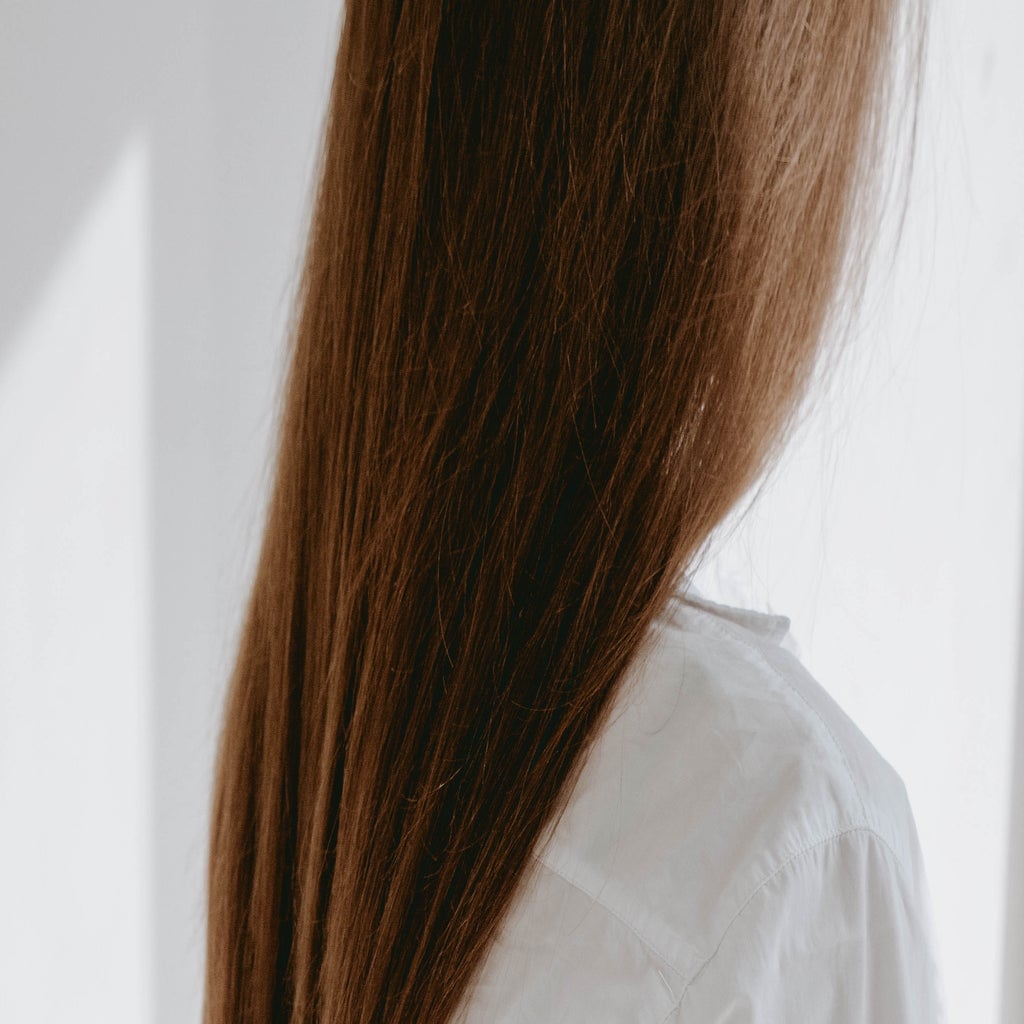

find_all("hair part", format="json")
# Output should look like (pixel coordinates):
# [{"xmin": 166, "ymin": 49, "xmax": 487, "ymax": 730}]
[{"xmin": 203, "ymin": 1, "xmax": 921, "ymax": 1021}]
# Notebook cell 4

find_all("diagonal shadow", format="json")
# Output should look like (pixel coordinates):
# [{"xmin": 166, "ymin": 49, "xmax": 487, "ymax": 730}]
[{"xmin": 0, "ymin": 1, "xmax": 148, "ymax": 365}]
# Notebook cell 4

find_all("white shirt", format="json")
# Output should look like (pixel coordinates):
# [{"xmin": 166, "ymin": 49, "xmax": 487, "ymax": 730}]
[{"xmin": 453, "ymin": 581, "xmax": 947, "ymax": 1022}]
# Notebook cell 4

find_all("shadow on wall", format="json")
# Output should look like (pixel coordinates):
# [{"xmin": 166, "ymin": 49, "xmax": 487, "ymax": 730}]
[
  {"xmin": 1, "ymin": 2, "xmax": 341, "ymax": 1023},
  {"xmin": 0, "ymin": 2, "xmax": 149, "ymax": 366}
]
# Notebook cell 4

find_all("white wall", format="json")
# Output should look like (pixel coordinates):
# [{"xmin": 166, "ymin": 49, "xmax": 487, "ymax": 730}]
[
  {"xmin": 0, "ymin": 129, "xmax": 153, "ymax": 1024},
  {"xmin": 0, "ymin": 2, "xmax": 1019, "ymax": 1023},
  {"xmin": 0, "ymin": 2, "xmax": 340, "ymax": 1021}
]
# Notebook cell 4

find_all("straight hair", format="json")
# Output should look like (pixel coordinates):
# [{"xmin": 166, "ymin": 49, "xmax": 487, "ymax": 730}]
[{"xmin": 203, "ymin": 1, "xmax": 921, "ymax": 1020}]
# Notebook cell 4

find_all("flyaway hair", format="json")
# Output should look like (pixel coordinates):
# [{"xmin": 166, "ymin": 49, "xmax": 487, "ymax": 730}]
[{"xmin": 203, "ymin": 1, "xmax": 922, "ymax": 1021}]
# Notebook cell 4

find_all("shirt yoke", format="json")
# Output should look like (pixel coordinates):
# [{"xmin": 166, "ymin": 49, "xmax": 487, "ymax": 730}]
[{"xmin": 530, "ymin": 592, "xmax": 923, "ymax": 987}]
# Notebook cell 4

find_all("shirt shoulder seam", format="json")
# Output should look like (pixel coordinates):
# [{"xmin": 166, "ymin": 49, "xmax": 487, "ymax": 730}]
[
  {"xmin": 532, "ymin": 823, "xmax": 908, "ymax": 1020},
  {"xmin": 659, "ymin": 824, "xmax": 910, "ymax": 1023}
]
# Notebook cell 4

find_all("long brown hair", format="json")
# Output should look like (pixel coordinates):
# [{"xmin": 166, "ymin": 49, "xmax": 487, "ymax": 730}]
[{"xmin": 203, "ymin": 1, "xmax": 920, "ymax": 1020}]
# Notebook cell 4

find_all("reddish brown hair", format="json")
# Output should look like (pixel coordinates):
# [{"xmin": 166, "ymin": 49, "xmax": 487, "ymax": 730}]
[{"xmin": 203, "ymin": 1, "xmax": 920, "ymax": 1020}]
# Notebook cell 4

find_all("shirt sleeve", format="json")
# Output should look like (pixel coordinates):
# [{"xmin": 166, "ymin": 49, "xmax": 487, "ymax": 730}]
[{"xmin": 667, "ymin": 826, "xmax": 947, "ymax": 1023}]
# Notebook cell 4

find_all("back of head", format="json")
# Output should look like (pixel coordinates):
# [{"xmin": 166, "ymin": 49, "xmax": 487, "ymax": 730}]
[{"xmin": 203, "ymin": 2, "xmax": 919, "ymax": 1021}]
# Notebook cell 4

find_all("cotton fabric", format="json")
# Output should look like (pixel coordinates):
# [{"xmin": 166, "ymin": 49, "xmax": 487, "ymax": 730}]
[{"xmin": 452, "ymin": 581, "xmax": 947, "ymax": 1023}]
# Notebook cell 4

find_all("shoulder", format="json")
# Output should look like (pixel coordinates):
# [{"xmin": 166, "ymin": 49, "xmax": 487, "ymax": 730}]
[
  {"xmin": 579, "ymin": 595, "xmax": 929, "ymax": 967},
  {"xmin": 649, "ymin": 594, "xmax": 945, "ymax": 1018},
  {"xmin": 659, "ymin": 590, "xmax": 921, "ymax": 874},
  {"xmin": 454, "ymin": 590, "xmax": 940, "ymax": 1023}
]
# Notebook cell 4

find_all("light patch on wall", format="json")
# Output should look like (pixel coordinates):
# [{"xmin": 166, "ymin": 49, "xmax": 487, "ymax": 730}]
[{"xmin": 0, "ymin": 130, "xmax": 153, "ymax": 1024}]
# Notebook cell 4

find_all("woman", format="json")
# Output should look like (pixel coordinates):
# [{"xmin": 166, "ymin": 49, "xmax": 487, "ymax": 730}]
[{"xmin": 203, "ymin": 1, "xmax": 945, "ymax": 1021}]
